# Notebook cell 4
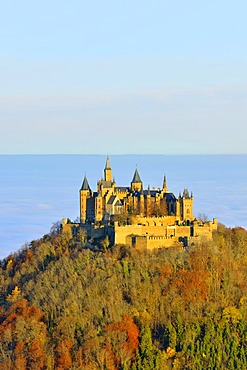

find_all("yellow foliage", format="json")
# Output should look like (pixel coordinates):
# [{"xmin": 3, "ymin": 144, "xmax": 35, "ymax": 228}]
[
  {"xmin": 222, "ymin": 306, "xmax": 242, "ymax": 324},
  {"xmin": 172, "ymin": 358, "xmax": 182, "ymax": 370},
  {"xmin": 6, "ymin": 286, "xmax": 21, "ymax": 303},
  {"xmin": 130, "ymin": 307, "xmax": 140, "ymax": 318},
  {"xmin": 138, "ymin": 310, "xmax": 152, "ymax": 326},
  {"xmin": 240, "ymin": 296, "xmax": 247, "ymax": 307},
  {"xmin": 166, "ymin": 346, "xmax": 176, "ymax": 359},
  {"xmin": 6, "ymin": 259, "xmax": 13, "ymax": 269}
]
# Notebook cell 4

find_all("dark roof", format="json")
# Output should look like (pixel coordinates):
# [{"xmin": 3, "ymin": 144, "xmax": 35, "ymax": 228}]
[
  {"xmin": 107, "ymin": 195, "xmax": 116, "ymax": 205},
  {"xmin": 132, "ymin": 191, "xmax": 142, "ymax": 197},
  {"xmin": 81, "ymin": 175, "xmax": 90, "ymax": 191},
  {"xmin": 116, "ymin": 186, "xmax": 129, "ymax": 192},
  {"xmin": 183, "ymin": 188, "xmax": 190, "ymax": 199},
  {"xmin": 101, "ymin": 180, "xmax": 112, "ymax": 188},
  {"xmin": 164, "ymin": 193, "xmax": 177, "ymax": 202},
  {"xmin": 143, "ymin": 189, "xmax": 158, "ymax": 197},
  {"xmin": 132, "ymin": 168, "xmax": 142, "ymax": 183},
  {"xmin": 107, "ymin": 196, "xmax": 123, "ymax": 206}
]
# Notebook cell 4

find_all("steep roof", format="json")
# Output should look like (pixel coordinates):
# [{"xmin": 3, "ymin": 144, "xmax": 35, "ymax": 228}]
[
  {"xmin": 81, "ymin": 175, "xmax": 90, "ymax": 191},
  {"xmin": 105, "ymin": 155, "xmax": 111, "ymax": 170},
  {"xmin": 132, "ymin": 168, "xmax": 142, "ymax": 183},
  {"xmin": 100, "ymin": 180, "xmax": 112, "ymax": 188},
  {"xmin": 183, "ymin": 188, "xmax": 190, "ymax": 199},
  {"xmin": 164, "ymin": 193, "xmax": 177, "ymax": 202},
  {"xmin": 107, "ymin": 195, "xmax": 116, "ymax": 205}
]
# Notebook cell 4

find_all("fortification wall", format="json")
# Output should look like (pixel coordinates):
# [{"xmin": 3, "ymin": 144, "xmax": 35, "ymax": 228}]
[
  {"xmin": 174, "ymin": 225, "xmax": 191, "ymax": 237},
  {"xmin": 125, "ymin": 234, "xmax": 182, "ymax": 250},
  {"xmin": 62, "ymin": 216, "xmax": 218, "ymax": 248},
  {"xmin": 126, "ymin": 235, "xmax": 148, "ymax": 249},
  {"xmin": 192, "ymin": 218, "xmax": 218, "ymax": 239},
  {"xmin": 114, "ymin": 224, "xmax": 145, "ymax": 244},
  {"xmin": 134, "ymin": 215, "xmax": 177, "ymax": 226},
  {"xmin": 147, "ymin": 236, "xmax": 178, "ymax": 249}
]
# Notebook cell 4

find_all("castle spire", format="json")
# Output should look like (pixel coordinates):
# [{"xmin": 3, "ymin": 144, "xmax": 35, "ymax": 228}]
[
  {"xmin": 104, "ymin": 155, "xmax": 112, "ymax": 182},
  {"xmin": 162, "ymin": 174, "xmax": 168, "ymax": 193},
  {"xmin": 81, "ymin": 174, "xmax": 90, "ymax": 191},
  {"xmin": 80, "ymin": 174, "xmax": 91, "ymax": 223},
  {"xmin": 105, "ymin": 155, "xmax": 111, "ymax": 170},
  {"xmin": 132, "ymin": 167, "xmax": 142, "ymax": 183},
  {"xmin": 147, "ymin": 184, "xmax": 151, "ymax": 195},
  {"xmin": 131, "ymin": 167, "xmax": 142, "ymax": 192}
]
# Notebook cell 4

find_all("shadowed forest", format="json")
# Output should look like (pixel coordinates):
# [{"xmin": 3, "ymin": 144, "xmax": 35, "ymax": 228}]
[{"xmin": 1, "ymin": 224, "xmax": 247, "ymax": 369}]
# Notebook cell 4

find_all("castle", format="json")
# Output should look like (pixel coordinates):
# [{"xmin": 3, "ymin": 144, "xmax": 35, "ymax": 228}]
[{"xmin": 62, "ymin": 156, "xmax": 218, "ymax": 249}]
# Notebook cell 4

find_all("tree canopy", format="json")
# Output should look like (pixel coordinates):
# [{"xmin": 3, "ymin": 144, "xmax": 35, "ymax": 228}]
[{"xmin": 0, "ymin": 224, "xmax": 247, "ymax": 369}]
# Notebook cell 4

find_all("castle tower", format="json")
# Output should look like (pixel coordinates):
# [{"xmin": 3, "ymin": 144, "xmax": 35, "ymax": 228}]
[
  {"xmin": 79, "ymin": 174, "xmax": 91, "ymax": 223},
  {"xmin": 179, "ymin": 188, "xmax": 194, "ymax": 221},
  {"xmin": 104, "ymin": 155, "xmax": 112, "ymax": 182},
  {"xmin": 95, "ymin": 195, "xmax": 103, "ymax": 222},
  {"xmin": 131, "ymin": 167, "xmax": 143, "ymax": 192}
]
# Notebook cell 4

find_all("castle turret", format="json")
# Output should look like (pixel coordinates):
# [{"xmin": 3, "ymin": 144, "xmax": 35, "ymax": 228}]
[
  {"xmin": 139, "ymin": 189, "xmax": 144, "ymax": 215},
  {"xmin": 80, "ymin": 174, "xmax": 91, "ymax": 223},
  {"xmin": 104, "ymin": 155, "xmax": 112, "ymax": 182},
  {"xmin": 145, "ymin": 185, "xmax": 151, "ymax": 216},
  {"xmin": 131, "ymin": 167, "xmax": 143, "ymax": 192}
]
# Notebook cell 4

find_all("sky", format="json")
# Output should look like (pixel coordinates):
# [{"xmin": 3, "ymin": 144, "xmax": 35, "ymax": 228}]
[{"xmin": 0, "ymin": 0, "xmax": 247, "ymax": 154}]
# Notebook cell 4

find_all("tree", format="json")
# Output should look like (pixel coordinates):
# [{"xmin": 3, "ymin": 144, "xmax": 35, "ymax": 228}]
[
  {"xmin": 136, "ymin": 327, "xmax": 156, "ymax": 370},
  {"xmin": 106, "ymin": 315, "xmax": 139, "ymax": 368},
  {"xmin": 55, "ymin": 340, "xmax": 73, "ymax": 370}
]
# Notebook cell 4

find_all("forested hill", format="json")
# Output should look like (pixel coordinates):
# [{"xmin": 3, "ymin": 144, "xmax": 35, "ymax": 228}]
[{"xmin": 1, "ymin": 225, "xmax": 247, "ymax": 369}]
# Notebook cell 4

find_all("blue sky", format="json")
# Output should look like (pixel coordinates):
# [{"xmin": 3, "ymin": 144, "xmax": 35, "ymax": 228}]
[{"xmin": 1, "ymin": 0, "xmax": 247, "ymax": 154}]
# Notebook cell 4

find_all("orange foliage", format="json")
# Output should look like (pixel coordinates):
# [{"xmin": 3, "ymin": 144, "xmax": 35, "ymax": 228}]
[
  {"xmin": 55, "ymin": 340, "xmax": 73, "ymax": 370},
  {"xmin": 14, "ymin": 341, "xmax": 27, "ymax": 370},
  {"xmin": 0, "ymin": 299, "xmax": 47, "ymax": 369},
  {"xmin": 28, "ymin": 339, "xmax": 45, "ymax": 369},
  {"xmin": 106, "ymin": 315, "xmax": 139, "ymax": 365},
  {"xmin": 173, "ymin": 268, "xmax": 209, "ymax": 304},
  {"xmin": 157, "ymin": 263, "xmax": 172, "ymax": 280},
  {"xmin": 104, "ymin": 342, "xmax": 117, "ymax": 370},
  {"xmin": 25, "ymin": 249, "xmax": 34, "ymax": 261}
]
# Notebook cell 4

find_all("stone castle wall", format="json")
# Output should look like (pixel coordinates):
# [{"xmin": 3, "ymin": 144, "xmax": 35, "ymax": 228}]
[
  {"xmin": 62, "ymin": 217, "xmax": 218, "ymax": 249},
  {"xmin": 114, "ymin": 218, "xmax": 218, "ymax": 249}
]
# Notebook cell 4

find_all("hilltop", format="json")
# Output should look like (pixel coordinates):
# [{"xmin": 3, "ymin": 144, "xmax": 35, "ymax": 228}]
[{"xmin": 0, "ymin": 224, "xmax": 247, "ymax": 369}]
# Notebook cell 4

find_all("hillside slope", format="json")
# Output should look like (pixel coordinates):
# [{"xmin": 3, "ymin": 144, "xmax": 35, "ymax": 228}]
[{"xmin": 1, "ymin": 225, "xmax": 247, "ymax": 369}]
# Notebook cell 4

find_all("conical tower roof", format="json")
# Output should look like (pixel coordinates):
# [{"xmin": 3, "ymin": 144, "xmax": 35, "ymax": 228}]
[
  {"xmin": 147, "ymin": 184, "xmax": 151, "ymax": 195},
  {"xmin": 162, "ymin": 174, "xmax": 168, "ymax": 192},
  {"xmin": 81, "ymin": 174, "xmax": 90, "ymax": 191},
  {"xmin": 132, "ymin": 167, "xmax": 142, "ymax": 183},
  {"xmin": 105, "ymin": 155, "xmax": 111, "ymax": 170}
]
